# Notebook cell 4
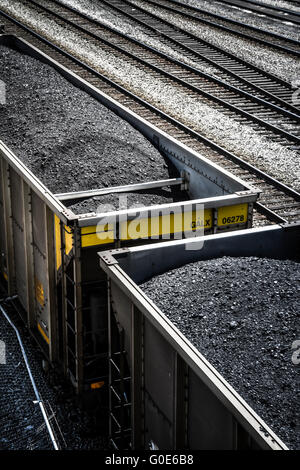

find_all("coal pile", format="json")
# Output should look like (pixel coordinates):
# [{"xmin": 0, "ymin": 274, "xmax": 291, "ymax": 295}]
[
  {"xmin": 0, "ymin": 44, "xmax": 180, "ymax": 207},
  {"xmin": 67, "ymin": 188, "xmax": 188, "ymax": 214},
  {"xmin": 141, "ymin": 256, "xmax": 300, "ymax": 449}
]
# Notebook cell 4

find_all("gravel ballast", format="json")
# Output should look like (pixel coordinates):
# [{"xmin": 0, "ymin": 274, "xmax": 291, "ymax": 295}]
[
  {"xmin": 140, "ymin": 256, "xmax": 300, "ymax": 450},
  {"xmin": 0, "ymin": 310, "xmax": 53, "ymax": 450},
  {"xmin": 0, "ymin": 44, "xmax": 177, "ymax": 207},
  {"xmin": 180, "ymin": 0, "xmax": 299, "ymax": 40},
  {"xmin": 128, "ymin": 0, "xmax": 299, "ymax": 84},
  {"xmin": 0, "ymin": 7, "xmax": 298, "ymax": 191},
  {"xmin": 250, "ymin": 0, "xmax": 300, "ymax": 12},
  {"xmin": 59, "ymin": 0, "xmax": 300, "ymax": 84},
  {"xmin": 59, "ymin": 0, "xmax": 222, "ymax": 78},
  {"xmin": 0, "ymin": 304, "xmax": 108, "ymax": 450}
]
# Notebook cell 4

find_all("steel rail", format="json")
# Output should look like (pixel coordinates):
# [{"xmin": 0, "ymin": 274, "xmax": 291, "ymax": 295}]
[
  {"xmin": 49, "ymin": 0, "xmax": 300, "ymax": 120},
  {"xmin": 141, "ymin": 0, "xmax": 300, "ymax": 56},
  {"xmin": 99, "ymin": 0, "xmax": 298, "ymax": 112},
  {"xmin": 0, "ymin": 9, "xmax": 299, "ymax": 224},
  {"xmin": 0, "ymin": 302, "xmax": 60, "ymax": 450},
  {"xmin": 238, "ymin": 0, "xmax": 300, "ymax": 13},
  {"xmin": 25, "ymin": 0, "xmax": 300, "ymax": 144},
  {"xmin": 214, "ymin": 0, "xmax": 300, "ymax": 24},
  {"xmin": 163, "ymin": 0, "xmax": 299, "ymax": 47}
]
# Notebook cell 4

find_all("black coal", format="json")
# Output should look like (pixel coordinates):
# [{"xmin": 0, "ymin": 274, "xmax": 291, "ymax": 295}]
[
  {"xmin": 0, "ymin": 44, "xmax": 183, "ymax": 211},
  {"xmin": 141, "ymin": 256, "xmax": 300, "ymax": 450}
]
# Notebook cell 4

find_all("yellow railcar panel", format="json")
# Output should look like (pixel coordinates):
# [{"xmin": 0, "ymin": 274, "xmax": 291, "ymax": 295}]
[
  {"xmin": 54, "ymin": 215, "xmax": 62, "ymax": 271},
  {"xmin": 64, "ymin": 225, "xmax": 73, "ymax": 255},
  {"xmin": 120, "ymin": 209, "xmax": 212, "ymax": 240},
  {"xmin": 34, "ymin": 277, "xmax": 45, "ymax": 307},
  {"xmin": 78, "ymin": 204, "xmax": 248, "ymax": 247},
  {"xmin": 218, "ymin": 204, "xmax": 248, "ymax": 226},
  {"xmin": 55, "ymin": 216, "xmax": 73, "ymax": 269},
  {"xmin": 120, "ymin": 216, "xmax": 149, "ymax": 240},
  {"xmin": 189, "ymin": 209, "xmax": 213, "ymax": 231},
  {"xmin": 81, "ymin": 224, "xmax": 114, "ymax": 247},
  {"xmin": 37, "ymin": 322, "xmax": 50, "ymax": 345}
]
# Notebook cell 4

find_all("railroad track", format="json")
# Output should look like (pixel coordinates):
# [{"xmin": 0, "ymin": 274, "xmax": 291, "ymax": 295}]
[
  {"xmin": 21, "ymin": 0, "xmax": 300, "ymax": 146},
  {"xmin": 215, "ymin": 0, "xmax": 300, "ymax": 25},
  {"xmin": 129, "ymin": 0, "xmax": 300, "ymax": 56},
  {"xmin": 99, "ymin": 0, "xmax": 299, "ymax": 111},
  {"xmin": 0, "ymin": 6, "xmax": 300, "ymax": 226},
  {"xmin": 285, "ymin": 0, "xmax": 300, "ymax": 5}
]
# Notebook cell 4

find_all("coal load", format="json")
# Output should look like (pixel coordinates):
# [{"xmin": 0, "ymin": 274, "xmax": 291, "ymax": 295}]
[
  {"xmin": 66, "ymin": 188, "xmax": 188, "ymax": 214},
  {"xmin": 0, "ymin": 45, "xmax": 182, "ymax": 211},
  {"xmin": 141, "ymin": 256, "xmax": 300, "ymax": 449}
]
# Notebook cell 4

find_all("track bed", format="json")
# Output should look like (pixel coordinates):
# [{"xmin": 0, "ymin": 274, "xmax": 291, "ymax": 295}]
[
  {"xmin": 141, "ymin": 256, "xmax": 300, "ymax": 449},
  {"xmin": 0, "ymin": 308, "xmax": 53, "ymax": 450},
  {"xmin": 0, "ymin": 302, "xmax": 109, "ymax": 449}
]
